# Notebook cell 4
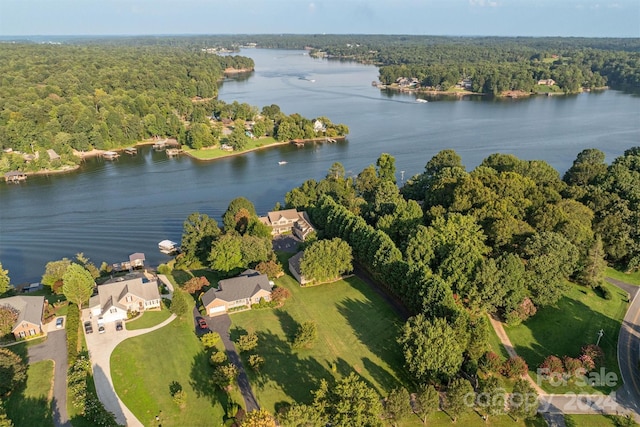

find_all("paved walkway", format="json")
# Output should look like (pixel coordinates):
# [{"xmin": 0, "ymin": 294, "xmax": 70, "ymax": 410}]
[
  {"xmin": 489, "ymin": 277, "xmax": 640, "ymax": 425},
  {"xmin": 206, "ymin": 310, "xmax": 260, "ymax": 412},
  {"xmin": 84, "ymin": 311, "xmax": 177, "ymax": 427},
  {"xmin": 28, "ymin": 328, "xmax": 71, "ymax": 427}
]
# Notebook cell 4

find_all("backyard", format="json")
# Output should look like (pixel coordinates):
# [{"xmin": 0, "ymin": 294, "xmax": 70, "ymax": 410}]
[
  {"xmin": 5, "ymin": 359, "xmax": 54, "ymax": 427},
  {"xmin": 505, "ymin": 280, "xmax": 628, "ymax": 394}
]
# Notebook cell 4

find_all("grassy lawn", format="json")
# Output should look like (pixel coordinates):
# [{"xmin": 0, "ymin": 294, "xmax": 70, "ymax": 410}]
[
  {"xmin": 565, "ymin": 413, "xmax": 638, "ymax": 426},
  {"xmin": 184, "ymin": 136, "xmax": 282, "ymax": 160},
  {"xmin": 5, "ymin": 360, "xmax": 54, "ymax": 427},
  {"xmin": 125, "ymin": 305, "xmax": 172, "ymax": 330},
  {"xmin": 505, "ymin": 281, "xmax": 628, "ymax": 394},
  {"xmin": 606, "ymin": 267, "xmax": 640, "ymax": 286},
  {"xmin": 397, "ymin": 410, "xmax": 546, "ymax": 427},
  {"xmin": 111, "ymin": 301, "xmax": 239, "ymax": 426},
  {"xmin": 230, "ymin": 256, "xmax": 408, "ymax": 413}
]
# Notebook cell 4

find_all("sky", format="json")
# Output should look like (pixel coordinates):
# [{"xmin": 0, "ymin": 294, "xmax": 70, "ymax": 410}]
[{"xmin": 0, "ymin": 0, "xmax": 639, "ymax": 38}]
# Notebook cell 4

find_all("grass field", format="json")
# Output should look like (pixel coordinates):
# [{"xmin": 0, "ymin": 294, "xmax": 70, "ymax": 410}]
[
  {"xmin": 183, "ymin": 136, "xmax": 282, "ymax": 160},
  {"xmin": 125, "ymin": 305, "xmax": 172, "ymax": 330},
  {"xmin": 606, "ymin": 267, "xmax": 640, "ymax": 286},
  {"xmin": 400, "ymin": 411, "xmax": 547, "ymax": 427},
  {"xmin": 230, "ymin": 263, "xmax": 408, "ymax": 413},
  {"xmin": 505, "ymin": 281, "xmax": 628, "ymax": 394},
  {"xmin": 110, "ymin": 300, "xmax": 241, "ymax": 426},
  {"xmin": 5, "ymin": 360, "xmax": 54, "ymax": 427},
  {"xmin": 565, "ymin": 413, "xmax": 638, "ymax": 426}
]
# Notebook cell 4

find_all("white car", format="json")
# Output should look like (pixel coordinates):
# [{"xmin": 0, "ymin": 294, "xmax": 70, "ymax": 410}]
[{"xmin": 55, "ymin": 317, "xmax": 64, "ymax": 329}]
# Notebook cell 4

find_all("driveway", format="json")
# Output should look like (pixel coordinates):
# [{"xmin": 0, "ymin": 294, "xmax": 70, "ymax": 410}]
[
  {"xmin": 83, "ymin": 310, "xmax": 176, "ymax": 427},
  {"xmin": 207, "ymin": 311, "xmax": 259, "ymax": 412},
  {"xmin": 28, "ymin": 328, "xmax": 71, "ymax": 427}
]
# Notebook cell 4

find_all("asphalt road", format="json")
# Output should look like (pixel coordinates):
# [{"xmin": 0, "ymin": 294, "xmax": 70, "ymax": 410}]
[{"xmin": 28, "ymin": 329, "xmax": 71, "ymax": 427}]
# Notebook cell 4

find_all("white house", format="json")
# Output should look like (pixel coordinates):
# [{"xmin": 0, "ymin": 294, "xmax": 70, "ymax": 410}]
[
  {"xmin": 89, "ymin": 273, "xmax": 161, "ymax": 323},
  {"xmin": 258, "ymin": 209, "xmax": 315, "ymax": 240}
]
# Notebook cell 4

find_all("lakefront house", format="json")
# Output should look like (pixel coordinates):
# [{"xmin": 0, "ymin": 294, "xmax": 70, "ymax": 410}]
[
  {"xmin": 201, "ymin": 269, "xmax": 273, "ymax": 316},
  {"xmin": 0, "ymin": 295, "xmax": 46, "ymax": 339},
  {"xmin": 89, "ymin": 272, "xmax": 161, "ymax": 323},
  {"xmin": 258, "ymin": 209, "xmax": 315, "ymax": 240}
]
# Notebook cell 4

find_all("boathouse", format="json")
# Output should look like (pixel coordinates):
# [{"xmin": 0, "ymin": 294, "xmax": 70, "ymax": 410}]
[{"xmin": 4, "ymin": 171, "xmax": 27, "ymax": 183}]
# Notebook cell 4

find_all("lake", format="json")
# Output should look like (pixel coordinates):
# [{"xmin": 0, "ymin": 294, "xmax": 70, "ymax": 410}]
[{"xmin": 1, "ymin": 48, "xmax": 639, "ymax": 284}]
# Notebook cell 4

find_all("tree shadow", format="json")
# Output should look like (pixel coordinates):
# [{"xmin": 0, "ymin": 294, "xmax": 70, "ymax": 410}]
[
  {"xmin": 362, "ymin": 357, "xmax": 402, "ymax": 393},
  {"xmin": 5, "ymin": 392, "xmax": 54, "ymax": 427},
  {"xmin": 188, "ymin": 349, "xmax": 233, "ymax": 410},
  {"xmin": 274, "ymin": 309, "xmax": 299, "ymax": 344}
]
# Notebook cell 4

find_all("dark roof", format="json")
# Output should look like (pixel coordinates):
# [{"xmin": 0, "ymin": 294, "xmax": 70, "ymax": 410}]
[{"xmin": 202, "ymin": 270, "xmax": 271, "ymax": 305}]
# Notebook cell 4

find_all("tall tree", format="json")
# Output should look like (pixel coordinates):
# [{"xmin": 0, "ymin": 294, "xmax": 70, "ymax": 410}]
[
  {"xmin": 0, "ymin": 348, "xmax": 27, "ymax": 397},
  {"xmin": 476, "ymin": 376, "xmax": 505, "ymax": 422},
  {"xmin": 61, "ymin": 264, "xmax": 94, "ymax": 307},
  {"xmin": 209, "ymin": 234, "xmax": 243, "ymax": 273},
  {"xmin": 578, "ymin": 236, "xmax": 607, "ymax": 288},
  {"xmin": 376, "ymin": 153, "xmax": 396, "ymax": 183},
  {"xmin": 241, "ymin": 409, "xmax": 277, "ymax": 427},
  {"xmin": 413, "ymin": 385, "xmax": 439, "ymax": 425},
  {"xmin": 0, "ymin": 306, "xmax": 18, "ymax": 337},
  {"xmin": 0, "ymin": 263, "xmax": 9, "ymax": 295},
  {"xmin": 180, "ymin": 212, "xmax": 221, "ymax": 266},
  {"xmin": 384, "ymin": 387, "xmax": 412, "ymax": 427},
  {"xmin": 444, "ymin": 378, "xmax": 474, "ymax": 422},
  {"xmin": 223, "ymin": 197, "xmax": 257, "ymax": 233},
  {"xmin": 300, "ymin": 238, "xmax": 353, "ymax": 284},
  {"xmin": 563, "ymin": 148, "xmax": 608, "ymax": 186},
  {"xmin": 509, "ymin": 378, "xmax": 538, "ymax": 421},
  {"xmin": 398, "ymin": 314, "xmax": 464, "ymax": 382},
  {"xmin": 41, "ymin": 258, "xmax": 72, "ymax": 291}
]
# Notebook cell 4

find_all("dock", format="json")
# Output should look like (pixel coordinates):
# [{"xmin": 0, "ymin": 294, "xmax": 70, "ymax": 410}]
[
  {"xmin": 166, "ymin": 148, "xmax": 184, "ymax": 157},
  {"xmin": 124, "ymin": 147, "xmax": 137, "ymax": 155},
  {"xmin": 152, "ymin": 139, "xmax": 168, "ymax": 150},
  {"xmin": 102, "ymin": 151, "xmax": 120, "ymax": 160},
  {"xmin": 4, "ymin": 171, "xmax": 27, "ymax": 183}
]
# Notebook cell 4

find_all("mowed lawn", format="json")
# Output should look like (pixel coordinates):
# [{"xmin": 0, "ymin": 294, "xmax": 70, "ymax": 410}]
[
  {"xmin": 111, "ymin": 307, "xmax": 236, "ymax": 426},
  {"xmin": 231, "ymin": 269, "xmax": 408, "ymax": 413},
  {"xmin": 5, "ymin": 360, "xmax": 54, "ymax": 427},
  {"xmin": 505, "ymin": 281, "xmax": 628, "ymax": 394},
  {"xmin": 125, "ymin": 305, "xmax": 172, "ymax": 330}
]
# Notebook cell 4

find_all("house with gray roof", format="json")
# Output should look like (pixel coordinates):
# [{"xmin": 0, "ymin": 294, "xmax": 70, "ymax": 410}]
[
  {"xmin": 89, "ymin": 272, "xmax": 161, "ymax": 323},
  {"xmin": 0, "ymin": 295, "xmax": 45, "ymax": 339},
  {"xmin": 288, "ymin": 251, "xmax": 311, "ymax": 285},
  {"xmin": 258, "ymin": 209, "xmax": 315, "ymax": 240},
  {"xmin": 201, "ymin": 269, "xmax": 272, "ymax": 316}
]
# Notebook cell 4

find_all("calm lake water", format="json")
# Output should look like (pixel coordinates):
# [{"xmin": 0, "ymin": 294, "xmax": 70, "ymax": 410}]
[{"xmin": 1, "ymin": 49, "xmax": 639, "ymax": 284}]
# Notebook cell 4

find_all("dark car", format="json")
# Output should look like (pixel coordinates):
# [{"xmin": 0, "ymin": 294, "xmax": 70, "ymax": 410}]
[
  {"xmin": 116, "ymin": 321, "xmax": 123, "ymax": 331},
  {"xmin": 84, "ymin": 321, "xmax": 93, "ymax": 334},
  {"xmin": 198, "ymin": 318, "xmax": 208, "ymax": 329},
  {"xmin": 55, "ymin": 317, "xmax": 64, "ymax": 329},
  {"xmin": 98, "ymin": 325, "xmax": 105, "ymax": 334}
]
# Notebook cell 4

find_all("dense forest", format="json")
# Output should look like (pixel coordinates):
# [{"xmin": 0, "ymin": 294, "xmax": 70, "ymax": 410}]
[
  {"xmin": 66, "ymin": 34, "xmax": 640, "ymax": 94},
  {"xmin": 280, "ymin": 146, "xmax": 639, "ymax": 391},
  {"xmin": 0, "ymin": 42, "xmax": 349, "ymax": 174}
]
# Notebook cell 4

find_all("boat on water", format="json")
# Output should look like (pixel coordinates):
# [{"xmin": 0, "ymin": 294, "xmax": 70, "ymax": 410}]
[
  {"xmin": 416, "ymin": 99, "xmax": 428, "ymax": 103},
  {"xmin": 278, "ymin": 161, "xmax": 288, "ymax": 165},
  {"xmin": 158, "ymin": 240, "xmax": 180, "ymax": 255}
]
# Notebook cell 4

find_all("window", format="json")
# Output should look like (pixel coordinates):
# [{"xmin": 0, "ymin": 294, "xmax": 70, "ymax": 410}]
[
  {"xmin": 126, "ymin": 295, "xmax": 133, "ymax": 302},
  {"xmin": 29, "ymin": 329, "xmax": 36, "ymax": 335},
  {"xmin": 110, "ymin": 308, "xmax": 117, "ymax": 314}
]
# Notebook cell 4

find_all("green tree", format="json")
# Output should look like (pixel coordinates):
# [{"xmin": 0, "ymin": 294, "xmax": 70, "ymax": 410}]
[
  {"xmin": 384, "ymin": 387, "xmax": 412, "ymax": 427},
  {"xmin": 509, "ymin": 378, "xmax": 538, "ymax": 421},
  {"xmin": 376, "ymin": 153, "xmax": 396, "ymax": 183},
  {"xmin": 292, "ymin": 321, "xmax": 318, "ymax": 349},
  {"xmin": 0, "ymin": 400, "xmax": 13, "ymax": 427},
  {"xmin": 227, "ymin": 120, "xmax": 249, "ymax": 150},
  {"xmin": 313, "ymin": 373, "xmax": 383, "ymax": 427},
  {"xmin": 300, "ymin": 238, "xmax": 352, "ymax": 284},
  {"xmin": 169, "ymin": 288, "xmax": 189, "ymax": 317},
  {"xmin": 236, "ymin": 332, "xmax": 258, "ymax": 353},
  {"xmin": 209, "ymin": 234, "xmax": 243, "ymax": 273},
  {"xmin": 425, "ymin": 149, "xmax": 464, "ymax": 178},
  {"xmin": 398, "ymin": 314, "xmax": 464, "ymax": 382},
  {"xmin": 180, "ymin": 212, "xmax": 221, "ymax": 267},
  {"xmin": 75, "ymin": 252, "xmax": 100, "ymax": 279},
  {"xmin": 476, "ymin": 376, "xmax": 505, "ymax": 422},
  {"xmin": 0, "ymin": 263, "xmax": 10, "ymax": 295},
  {"xmin": 212, "ymin": 363, "xmax": 239, "ymax": 389},
  {"xmin": 62, "ymin": 264, "xmax": 94, "ymax": 307},
  {"xmin": 41, "ymin": 258, "xmax": 72, "ymax": 291},
  {"xmin": 564, "ymin": 148, "xmax": 608, "ymax": 186},
  {"xmin": 413, "ymin": 385, "xmax": 439, "ymax": 425},
  {"xmin": 241, "ymin": 409, "xmax": 277, "ymax": 427},
  {"xmin": 578, "ymin": 235, "xmax": 608, "ymax": 288},
  {"xmin": 277, "ymin": 403, "xmax": 326, "ymax": 427},
  {"xmin": 444, "ymin": 378, "xmax": 474, "ymax": 422},
  {"xmin": 200, "ymin": 332, "xmax": 220, "ymax": 349},
  {"xmin": 0, "ymin": 348, "xmax": 27, "ymax": 397},
  {"xmin": 0, "ymin": 306, "xmax": 18, "ymax": 338},
  {"xmin": 223, "ymin": 197, "xmax": 257, "ymax": 232}
]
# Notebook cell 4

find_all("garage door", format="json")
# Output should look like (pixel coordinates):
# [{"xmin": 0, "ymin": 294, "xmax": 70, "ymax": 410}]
[{"xmin": 209, "ymin": 306, "xmax": 226, "ymax": 315}]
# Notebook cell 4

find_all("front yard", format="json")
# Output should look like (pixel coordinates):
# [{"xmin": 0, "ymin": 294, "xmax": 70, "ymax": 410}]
[
  {"xmin": 230, "ymin": 264, "xmax": 409, "ymax": 413},
  {"xmin": 5, "ymin": 359, "xmax": 54, "ymax": 427}
]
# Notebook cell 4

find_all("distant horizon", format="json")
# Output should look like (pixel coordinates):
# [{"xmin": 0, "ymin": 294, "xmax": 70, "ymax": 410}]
[{"xmin": 1, "ymin": 0, "xmax": 638, "ymax": 39}]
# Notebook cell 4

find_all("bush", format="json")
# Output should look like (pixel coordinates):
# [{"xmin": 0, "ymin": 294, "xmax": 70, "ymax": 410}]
[
  {"xmin": 539, "ymin": 355, "xmax": 564, "ymax": 379},
  {"xmin": 581, "ymin": 344, "xmax": 605, "ymax": 369},
  {"xmin": 480, "ymin": 351, "xmax": 502, "ymax": 373},
  {"xmin": 292, "ymin": 321, "xmax": 317, "ymax": 349},
  {"xmin": 172, "ymin": 390, "xmax": 187, "ymax": 408},
  {"xmin": 210, "ymin": 351, "xmax": 228, "ymax": 366},
  {"xmin": 596, "ymin": 284, "xmax": 612, "ymax": 300},
  {"xmin": 248, "ymin": 354, "xmax": 264, "ymax": 371},
  {"xmin": 236, "ymin": 332, "xmax": 258, "ymax": 353},
  {"xmin": 563, "ymin": 356, "xmax": 583, "ymax": 377},
  {"xmin": 200, "ymin": 332, "xmax": 221, "ymax": 349},
  {"xmin": 579, "ymin": 354, "xmax": 596, "ymax": 371},
  {"xmin": 270, "ymin": 287, "xmax": 291, "ymax": 306},
  {"xmin": 157, "ymin": 263, "xmax": 172, "ymax": 275},
  {"xmin": 66, "ymin": 303, "xmax": 80, "ymax": 361},
  {"xmin": 502, "ymin": 356, "xmax": 528, "ymax": 378}
]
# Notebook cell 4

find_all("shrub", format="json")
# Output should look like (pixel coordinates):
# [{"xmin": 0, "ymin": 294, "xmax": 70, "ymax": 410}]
[
  {"xmin": 236, "ymin": 332, "xmax": 258, "ymax": 353},
  {"xmin": 506, "ymin": 297, "xmax": 537, "ymax": 325},
  {"xmin": 157, "ymin": 263, "xmax": 172, "ymax": 275},
  {"xmin": 183, "ymin": 276, "xmax": 209, "ymax": 294},
  {"xmin": 596, "ymin": 284, "xmax": 612, "ymax": 300},
  {"xmin": 248, "ymin": 354, "xmax": 264, "ymax": 371},
  {"xmin": 581, "ymin": 344, "xmax": 605, "ymax": 369},
  {"xmin": 172, "ymin": 389, "xmax": 187, "ymax": 408},
  {"xmin": 66, "ymin": 303, "xmax": 80, "ymax": 361},
  {"xmin": 480, "ymin": 351, "xmax": 502, "ymax": 373},
  {"xmin": 539, "ymin": 355, "xmax": 564, "ymax": 379},
  {"xmin": 579, "ymin": 354, "xmax": 596, "ymax": 371},
  {"xmin": 502, "ymin": 356, "xmax": 528, "ymax": 378},
  {"xmin": 254, "ymin": 260, "xmax": 283, "ymax": 279},
  {"xmin": 563, "ymin": 356, "xmax": 583, "ymax": 377},
  {"xmin": 270, "ymin": 287, "xmax": 291, "ymax": 306},
  {"xmin": 210, "ymin": 351, "xmax": 228, "ymax": 366},
  {"xmin": 292, "ymin": 321, "xmax": 317, "ymax": 349},
  {"xmin": 212, "ymin": 363, "xmax": 239, "ymax": 389},
  {"xmin": 200, "ymin": 332, "xmax": 221, "ymax": 349}
]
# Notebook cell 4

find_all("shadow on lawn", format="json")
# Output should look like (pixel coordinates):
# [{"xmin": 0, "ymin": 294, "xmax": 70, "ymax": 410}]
[
  {"xmin": 189, "ymin": 350, "xmax": 236, "ymax": 409},
  {"xmin": 248, "ymin": 328, "xmax": 333, "ymax": 405},
  {"xmin": 6, "ymin": 395, "xmax": 54, "ymax": 427},
  {"xmin": 511, "ymin": 291, "xmax": 625, "ymax": 394}
]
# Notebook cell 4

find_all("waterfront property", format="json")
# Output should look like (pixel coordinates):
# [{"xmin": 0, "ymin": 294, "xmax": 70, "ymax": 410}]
[
  {"xmin": 158, "ymin": 240, "xmax": 180, "ymax": 254},
  {"xmin": 0, "ymin": 295, "xmax": 46, "ymax": 339},
  {"xmin": 201, "ymin": 269, "xmax": 273, "ymax": 315},
  {"xmin": 89, "ymin": 272, "xmax": 162, "ymax": 323},
  {"xmin": 259, "ymin": 209, "xmax": 315, "ymax": 240}
]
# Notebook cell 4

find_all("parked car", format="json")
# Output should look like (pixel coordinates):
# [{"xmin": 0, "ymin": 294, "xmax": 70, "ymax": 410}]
[
  {"xmin": 55, "ymin": 317, "xmax": 64, "ymax": 329},
  {"xmin": 84, "ymin": 321, "xmax": 93, "ymax": 334},
  {"xmin": 198, "ymin": 318, "xmax": 208, "ymax": 329},
  {"xmin": 116, "ymin": 321, "xmax": 123, "ymax": 331},
  {"xmin": 98, "ymin": 325, "xmax": 105, "ymax": 334}
]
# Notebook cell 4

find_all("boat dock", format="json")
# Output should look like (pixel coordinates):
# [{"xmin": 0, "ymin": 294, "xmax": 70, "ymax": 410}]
[
  {"xmin": 4, "ymin": 171, "xmax": 27, "ymax": 183},
  {"xmin": 124, "ymin": 147, "xmax": 137, "ymax": 155},
  {"xmin": 102, "ymin": 151, "xmax": 120, "ymax": 160},
  {"xmin": 166, "ymin": 148, "xmax": 184, "ymax": 157}
]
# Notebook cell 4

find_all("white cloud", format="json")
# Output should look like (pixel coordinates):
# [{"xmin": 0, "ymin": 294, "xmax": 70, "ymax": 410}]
[{"xmin": 309, "ymin": 2, "xmax": 316, "ymax": 13}]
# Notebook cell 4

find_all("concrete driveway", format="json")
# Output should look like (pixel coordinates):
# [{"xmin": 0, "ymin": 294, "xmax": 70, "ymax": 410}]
[
  {"xmin": 83, "ymin": 310, "xmax": 176, "ymax": 427},
  {"xmin": 28, "ymin": 328, "xmax": 71, "ymax": 427}
]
